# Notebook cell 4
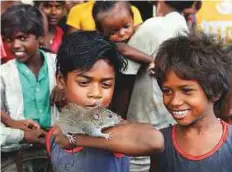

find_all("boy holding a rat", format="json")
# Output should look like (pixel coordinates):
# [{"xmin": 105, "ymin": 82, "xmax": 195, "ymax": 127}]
[{"xmin": 46, "ymin": 31, "xmax": 163, "ymax": 172}]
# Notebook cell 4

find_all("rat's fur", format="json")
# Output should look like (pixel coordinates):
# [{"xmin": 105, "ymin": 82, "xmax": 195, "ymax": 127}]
[{"xmin": 57, "ymin": 103, "xmax": 122, "ymax": 139}]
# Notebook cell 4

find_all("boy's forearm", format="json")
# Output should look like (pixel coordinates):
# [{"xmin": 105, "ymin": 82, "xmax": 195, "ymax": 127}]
[
  {"xmin": 0, "ymin": 111, "xmax": 14, "ymax": 127},
  {"xmin": 116, "ymin": 43, "xmax": 152, "ymax": 64},
  {"xmin": 74, "ymin": 123, "xmax": 164, "ymax": 156}
]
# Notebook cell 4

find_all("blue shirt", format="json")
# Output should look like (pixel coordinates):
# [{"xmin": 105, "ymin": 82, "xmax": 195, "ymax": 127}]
[
  {"xmin": 47, "ymin": 129, "xmax": 129, "ymax": 172},
  {"xmin": 16, "ymin": 50, "xmax": 51, "ymax": 129},
  {"xmin": 154, "ymin": 121, "xmax": 232, "ymax": 172}
]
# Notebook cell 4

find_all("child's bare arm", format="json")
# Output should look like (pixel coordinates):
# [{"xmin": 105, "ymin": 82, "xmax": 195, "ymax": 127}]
[
  {"xmin": 53, "ymin": 122, "xmax": 164, "ymax": 156},
  {"xmin": 1, "ymin": 111, "xmax": 40, "ymax": 130},
  {"xmin": 116, "ymin": 42, "xmax": 152, "ymax": 64}
]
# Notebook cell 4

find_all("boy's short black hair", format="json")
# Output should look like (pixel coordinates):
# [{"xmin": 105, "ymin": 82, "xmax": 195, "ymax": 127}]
[
  {"xmin": 92, "ymin": 1, "xmax": 133, "ymax": 32},
  {"xmin": 56, "ymin": 31, "xmax": 127, "ymax": 78},
  {"xmin": 154, "ymin": 31, "xmax": 232, "ymax": 112},
  {"xmin": 1, "ymin": 4, "xmax": 44, "ymax": 38},
  {"xmin": 34, "ymin": 1, "xmax": 65, "ymax": 8},
  {"xmin": 165, "ymin": 1, "xmax": 195, "ymax": 12}
]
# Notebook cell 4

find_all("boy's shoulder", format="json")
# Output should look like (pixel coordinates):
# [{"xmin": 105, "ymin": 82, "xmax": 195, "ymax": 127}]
[
  {"xmin": 40, "ymin": 50, "xmax": 56, "ymax": 63},
  {"xmin": 0, "ymin": 59, "xmax": 17, "ymax": 75}
]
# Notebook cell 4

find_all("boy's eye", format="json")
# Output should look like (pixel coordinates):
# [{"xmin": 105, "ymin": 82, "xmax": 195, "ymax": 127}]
[
  {"xmin": 43, "ymin": 4, "xmax": 51, "ymax": 8},
  {"xmin": 20, "ymin": 37, "xmax": 26, "ymax": 41},
  {"xmin": 5, "ymin": 38, "xmax": 12, "ymax": 43},
  {"xmin": 182, "ymin": 88, "xmax": 194, "ymax": 95},
  {"xmin": 77, "ymin": 80, "xmax": 90, "ymax": 86},
  {"xmin": 101, "ymin": 82, "xmax": 112, "ymax": 89},
  {"xmin": 110, "ymin": 30, "xmax": 118, "ymax": 35},
  {"xmin": 162, "ymin": 88, "xmax": 172, "ymax": 95},
  {"xmin": 124, "ymin": 24, "xmax": 130, "ymax": 29},
  {"xmin": 56, "ymin": 5, "xmax": 63, "ymax": 10}
]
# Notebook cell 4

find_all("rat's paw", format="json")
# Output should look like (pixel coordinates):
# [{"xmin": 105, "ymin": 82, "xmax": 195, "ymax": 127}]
[{"xmin": 66, "ymin": 134, "xmax": 76, "ymax": 144}]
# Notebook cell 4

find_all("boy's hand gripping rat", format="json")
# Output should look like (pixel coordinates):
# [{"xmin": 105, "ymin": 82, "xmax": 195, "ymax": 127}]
[{"xmin": 57, "ymin": 103, "xmax": 122, "ymax": 143}]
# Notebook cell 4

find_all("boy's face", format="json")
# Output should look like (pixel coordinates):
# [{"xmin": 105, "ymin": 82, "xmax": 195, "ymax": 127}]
[
  {"xmin": 161, "ymin": 70, "xmax": 214, "ymax": 126},
  {"xmin": 41, "ymin": 1, "xmax": 64, "ymax": 25},
  {"xmin": 57, "ymin": 59, "xmax": 115, "ymax": 108},
  {"xmin": 3, "ymin": 32, "xmax": 40, "ymax": 63},
  {"xmin": 99, "ymin": 3, "xmax": 134, "ymax": 42}
]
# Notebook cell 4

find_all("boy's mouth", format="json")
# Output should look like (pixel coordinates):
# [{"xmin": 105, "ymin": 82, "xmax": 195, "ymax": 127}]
[
  {"xmin": 13, "ymin": 51, "xmax": 26, "ymax": 57},
  {"xmin": 85, "ymin": 102, "xmax": 102, "ymax": 108}
]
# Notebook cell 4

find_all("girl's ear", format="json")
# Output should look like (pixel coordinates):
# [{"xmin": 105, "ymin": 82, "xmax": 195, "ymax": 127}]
[
  {"xmin": 212, "ymin": 94, "xmax": 221, "ymax": 102},
  {"xmin": 56, "ymin": 72, "xmax": 66, "ymax": 90}
]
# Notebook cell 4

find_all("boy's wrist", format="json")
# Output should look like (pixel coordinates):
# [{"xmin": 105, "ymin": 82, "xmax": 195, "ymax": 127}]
[
  {"xmin": 4, "ymin": 117, "xmax": 15, "ymax": 127},
  {"xmin": 65, "ymin": 134, "xmax": 78, "ymax": 149}
]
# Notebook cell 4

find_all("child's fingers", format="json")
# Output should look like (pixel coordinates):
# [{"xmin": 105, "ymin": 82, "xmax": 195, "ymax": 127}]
[
  {"xmin": 25, "ymin": 119, "xmax": 40, "ymax": 129},
  {"xmin": 53, "ymin": 124, "xmax": 69, "ymax": 148}
]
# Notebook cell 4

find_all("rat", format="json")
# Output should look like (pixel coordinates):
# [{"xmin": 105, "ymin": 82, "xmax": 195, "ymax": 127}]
[{"xmin": 57, "ymin": 103, "xmax": 122, "ymax": 140}]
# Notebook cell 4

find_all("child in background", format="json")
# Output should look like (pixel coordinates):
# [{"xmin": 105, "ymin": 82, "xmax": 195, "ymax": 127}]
[
  {"xmin": 66, "ymin": 1, "xmax": 143, "ymax": 34},
  {"xmin": 1, "ymin": 4, "xmax": 58, "ymax": 145},
  {"xmin": 46, "ymin": 31, "xmax": 130, "ymax": 172},
  {"xmin": 40, "ymin": 1, "xmax": 65, "ymax": 53},
  {"xmin": 92, "ymin": 1, "xmax": 154, "ymax": 117},
  {"xmin": 52, "ymin": 31, "xmax": 232, "ymax": 172}
]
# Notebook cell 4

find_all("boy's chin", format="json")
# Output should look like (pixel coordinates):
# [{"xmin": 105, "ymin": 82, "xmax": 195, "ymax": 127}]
[{"xmin": 16, "ymin": 57, "xmax": 29, "ymax": 63}]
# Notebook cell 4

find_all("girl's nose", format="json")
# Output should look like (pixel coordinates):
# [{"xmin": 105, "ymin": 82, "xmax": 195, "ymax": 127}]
[{"xmin": 170, "ymin": 93, "xmax": 183, "ymax": 107}]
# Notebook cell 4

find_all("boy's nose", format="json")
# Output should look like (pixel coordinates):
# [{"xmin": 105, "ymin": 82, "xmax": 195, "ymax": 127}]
[
  {"xmin": 119, "ymin": 28, "xmax": 127, "ymax": 37},
  {"xmin": 51, "ymin": 7, "xmax": 57, "ymax": 15},
  {"xmin": 87, "ymin": 84, "xmax": 102, "ymax": 99},
  {"xmin": 12, "ymin": 39, "xmax": 21, "ymax": 49}
]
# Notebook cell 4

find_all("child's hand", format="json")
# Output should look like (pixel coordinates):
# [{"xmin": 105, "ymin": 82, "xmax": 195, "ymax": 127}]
[
  {"xmin": 23, "ymin": 128, "xmax": 46, "ymax": 144},
  {"xmin": 147, "ymin": 62, "xmax": 155, "ymax": 76},
  {"xmin": 53, "ymin": 124, "xmax": 69, "ymax": 149},
  {"xmin": 50, "ymin": 86, "xmax": 67, "ymax": 109},
  {"xmin": 9, "ymin": 119, "xmax": 40, "ymax": 131}
]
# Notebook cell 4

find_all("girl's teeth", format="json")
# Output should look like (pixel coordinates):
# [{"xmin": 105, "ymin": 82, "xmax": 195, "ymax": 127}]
[
  {"xmin": 173, "ymin": 110, "xmax": 188, "ymax": 116},
  {"xmin": 14, "ymin": 52, "xmax": 24, "ymax": 56}
]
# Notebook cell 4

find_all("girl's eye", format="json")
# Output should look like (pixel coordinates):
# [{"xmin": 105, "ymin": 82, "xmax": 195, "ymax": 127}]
[
  {"xmin": 162, "ymin": 88, "xmax": 172, "ymax": 95},
  {"xmin": 182, "ymin": 88, "xmax": 194, "ymax": 95}
]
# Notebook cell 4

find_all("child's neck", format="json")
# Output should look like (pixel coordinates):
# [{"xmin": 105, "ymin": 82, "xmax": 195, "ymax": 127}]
[
  {"xmin": 175, "ymin": 115, "xmax": 224, "ymax": 157},
  {"xmin": 48, "ymin": 25, "xmax": 57, "ymax": 45},
  {"xmin": 25, "ymin": 50, "xmax": 44, "ymax": 77},
  {"xmin": 177, "ymin": 114, "xmax": 221, "ymax": 134}
]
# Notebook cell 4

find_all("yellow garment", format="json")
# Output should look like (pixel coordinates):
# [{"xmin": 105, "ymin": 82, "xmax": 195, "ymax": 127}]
[
  {"xmin": 196, "ymin": 0, "xmax": 232, "ymax": 44},
  {"xmin": 67, "ymin": 1, "xmax": 143, "ymax": 31}
]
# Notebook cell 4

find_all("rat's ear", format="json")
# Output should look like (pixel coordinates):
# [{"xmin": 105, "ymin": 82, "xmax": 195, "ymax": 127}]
[
  {"xmin": 56, "ymin": 72, "xmax": 66, "ymax": 90},
  {"xmin": 92, "ymin": 113, "xmax": 101, "ymax": 120}
]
